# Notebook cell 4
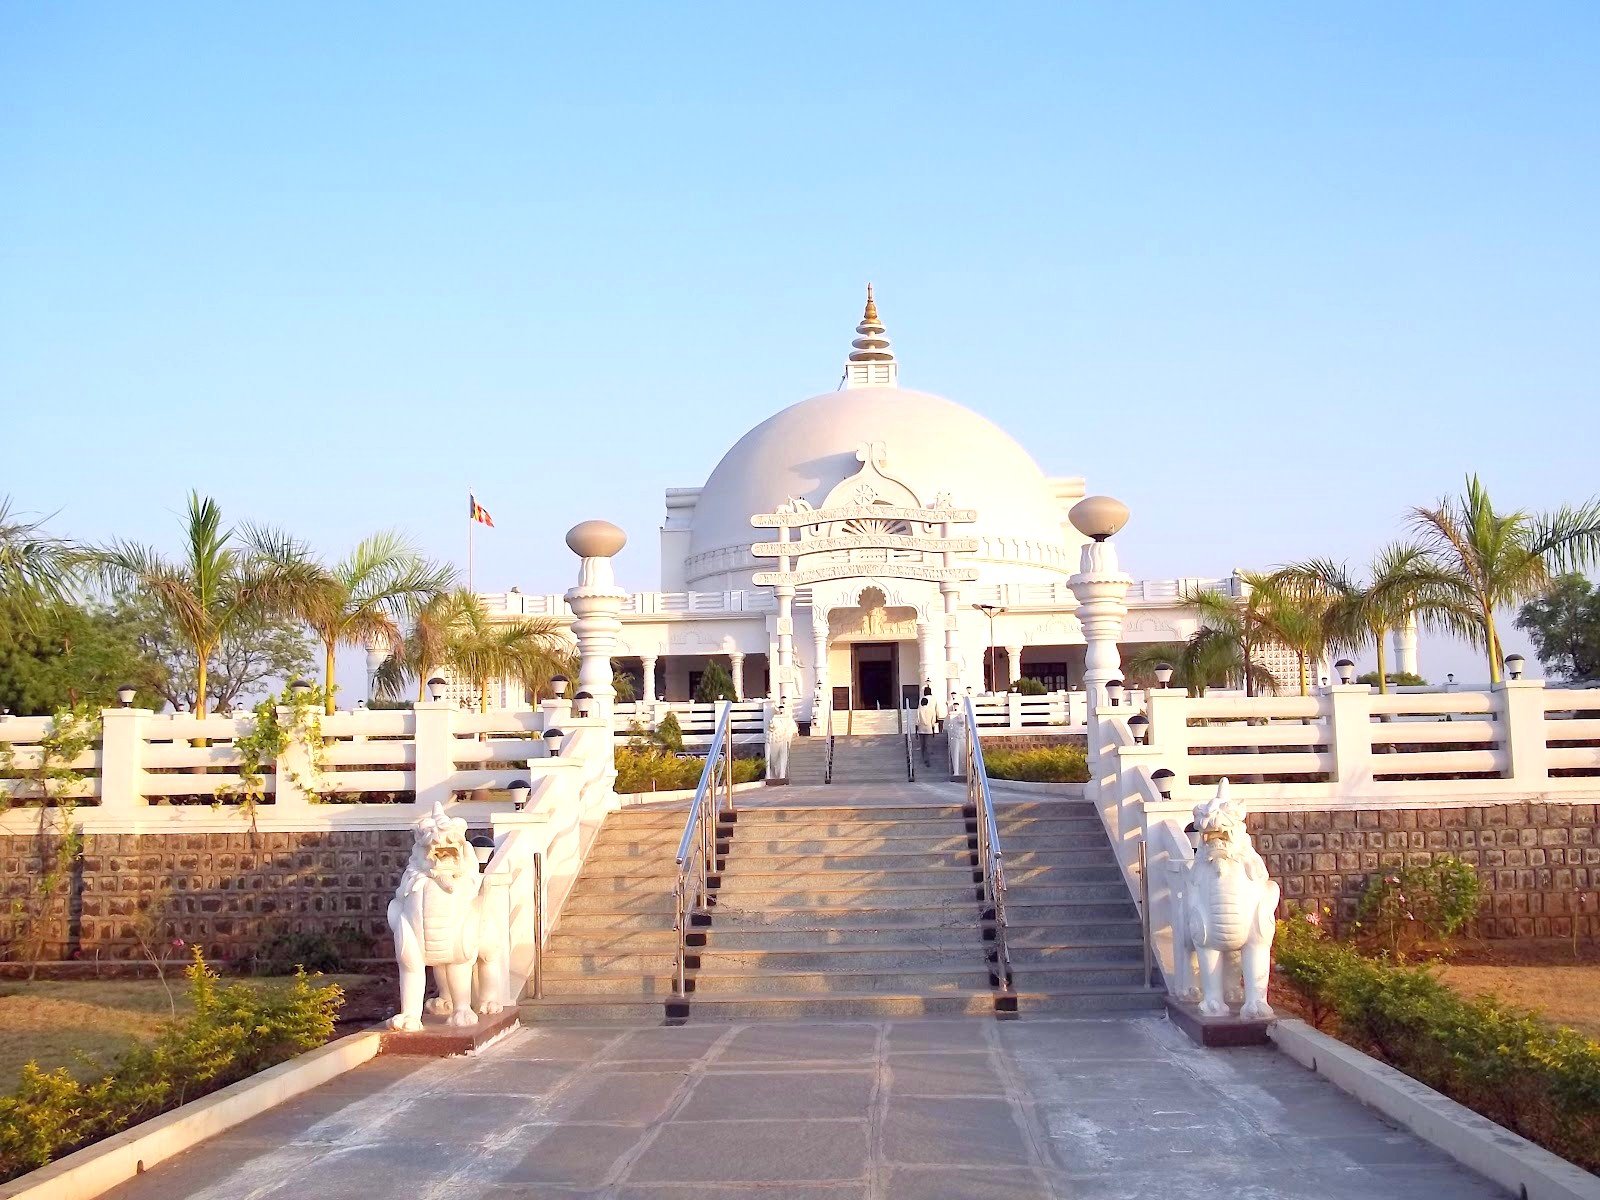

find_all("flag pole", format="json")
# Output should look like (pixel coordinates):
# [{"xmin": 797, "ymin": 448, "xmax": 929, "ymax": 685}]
[{"xmin": 468, "ymin": 486, "xmax": 475, "ymax": 595}]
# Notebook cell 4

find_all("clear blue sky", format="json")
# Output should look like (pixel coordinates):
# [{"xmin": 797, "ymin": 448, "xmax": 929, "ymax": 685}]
[{"xmin": 4, "ymin": 2, "xmax": 1598, "ymax": 689}]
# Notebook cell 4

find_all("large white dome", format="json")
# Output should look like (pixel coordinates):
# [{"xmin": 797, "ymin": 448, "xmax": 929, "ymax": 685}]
[{"xmin": 681, "ymin": 385, "xmax": 1080, "ymax": 590}]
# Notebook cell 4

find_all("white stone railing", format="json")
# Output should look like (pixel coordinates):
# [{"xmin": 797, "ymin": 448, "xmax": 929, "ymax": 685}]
[
  {"xmin": 964, "ymin": 576, "xmax": 1241, "ymax": 610},
  {"xmin": 481, "ymin": 589, "xmax": 778, "ymax": 619},
  {"xmin": 0, "ymin": 703, "xmax": 616, "ymax": 833},
  {"xmin": 613, "ymin": 699, "xmax": 769, "ymax": 746},
  {"xmin": 1087, "ymin": 681, "xmax": 1600, "ymax": 983}
]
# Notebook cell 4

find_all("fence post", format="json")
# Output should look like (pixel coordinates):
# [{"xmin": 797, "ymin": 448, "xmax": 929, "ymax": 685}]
[
  {"xmin": 1498, "ymin": 680, "xmax": 1548, "ymax": 788},
  {"xmin": 98, "ymin": 707, "xmax": 150, "ymax": 813},
  {"xmin": 273, "ymin": 706, "xmax": 313, "ymax": 812},
  {"xmin": 413, "ymin": 701, "xmax": 457, "ymax": 809},
  {"xmin": 1006, "ymin": 690, "xmax": 1023, "ymax": 730},
  {"xmin": 1144, "ymin": 688, "xmax": 1190, "ymax": 797},
  {"xmin": 1325, "ymin": 685, "xmax": 1373, "ymax": 800}
]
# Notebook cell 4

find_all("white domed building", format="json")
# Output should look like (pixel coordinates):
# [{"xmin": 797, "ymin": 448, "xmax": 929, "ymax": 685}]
[{"xmin": 459, "ymin": 291, "xmax": 1402, "ymax": 724}]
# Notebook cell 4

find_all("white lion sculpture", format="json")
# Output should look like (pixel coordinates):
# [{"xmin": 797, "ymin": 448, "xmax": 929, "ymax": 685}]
[
  {"xmin": 1179, "ymin": 779, "xmax": 1280, "ymax": 1020},
  {"xmin": 387, "ymin": 802, "xmax": 509, "ymax": 1031}
]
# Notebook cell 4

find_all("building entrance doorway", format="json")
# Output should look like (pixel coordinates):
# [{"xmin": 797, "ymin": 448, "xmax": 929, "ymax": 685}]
[{"xmin": 852, "ymin": 642, "xmax": 899, "ymax": 710}]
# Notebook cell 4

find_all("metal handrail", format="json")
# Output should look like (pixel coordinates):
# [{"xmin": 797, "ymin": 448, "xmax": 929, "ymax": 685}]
[
  {"xmin": 961, "ymin": 696, "xmax": 1012, "ymax": 993},
  {"xmin": 822, "ymin": 697, "xmax": 836, "ymax": 784},
  {"xmin": 672, "ymin": 699, "xmax": 736, "ymax": 997},
  {"xmin": 904, "ymin": 699, "xmax": 916, "ymax": 782},
  {"xmin": 530, "ymin": 850, "xmax": 544, "ymax": 1000}
]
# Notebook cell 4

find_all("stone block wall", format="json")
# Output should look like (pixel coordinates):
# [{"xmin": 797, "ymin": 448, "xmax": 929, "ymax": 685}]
[
  {"xmin": 0, "ymin": 829, "xmax": 426, "ymax": 964},
  {"xmin": 980, "ymin": 733, "xmax": 1087, "ymax": 754},
  {"xmin": 1248, "ymin": 802, "xmax": 1600, "ymax": 939}
]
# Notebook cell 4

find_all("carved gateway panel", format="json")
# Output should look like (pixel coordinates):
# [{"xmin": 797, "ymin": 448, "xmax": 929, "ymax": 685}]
[{"xmin": 750, "ymin": 442, "xmax": 979, "ymax": 590}]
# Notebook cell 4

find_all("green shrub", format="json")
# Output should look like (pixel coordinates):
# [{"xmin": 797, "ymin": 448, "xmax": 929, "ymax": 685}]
[
  {"xmin": 1010, "ymin": 677, "xmax": 1048, "ymax": 696},
  {"xmin": 693, "ymin": 662, "xmax": 737, "ymax": 703},
  {"xmin": 654, "ymin": 711, "xmax": 685, "ymax": 753},
  {"xmin": 613, "ymin": 746, "xmax": 764, "ymax": 794},
  {"xmin": 243, "ymin": 923, "xmax": 375, "ymax": 976},
  {"xmin": 983, "ymin": 745, "xmax": 1089, "ymax": 783},
  {"xmin": 1356, "ymin": 670, "xmax": 1427, "ymax": 687},
  {"xmin": 1273, "ymin": 912, "xmax": 1600, "ymax": 1170},
  {"xmin": 0, "ymin": 952, "xmax": 342, "ymax": 1181},
  {"xmin": 1353, "ymin": 857, "xmax": 1481, "ymax": 954}
]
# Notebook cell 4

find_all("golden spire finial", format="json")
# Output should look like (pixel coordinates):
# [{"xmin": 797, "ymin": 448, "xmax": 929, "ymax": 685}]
[{"xmin": 862, "ymin": 282, "xmax": 879, "ymax": 325}]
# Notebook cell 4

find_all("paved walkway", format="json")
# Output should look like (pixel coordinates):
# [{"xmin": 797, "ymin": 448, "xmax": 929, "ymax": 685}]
[{"xmin": 105, "ymin": 1017, "xmax": 1506, "ymax": 1200}]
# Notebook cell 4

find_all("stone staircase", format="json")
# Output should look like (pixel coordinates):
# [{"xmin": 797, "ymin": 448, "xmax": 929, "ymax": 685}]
[
  {"xmin": 522, "ymin": 791, "xmax": 1163, "ymax": 1025},
  {"xmin": 786, "ymin": 737, "xmax": 830, "ymax": 786},
  {"xmin": 840, "ymin": 708, "xmax": 901, "ymax": 734},
  {"xmin": 686, "ymin": 803, "xmax": 994, "ymax": 1020},
  {"xmin": 823, "ymin": 734, "xmax": 909, "ymax": 784},
  {"xmin": 996, "ymin": 799, "xmax": 1163, "ymax": 1015}
]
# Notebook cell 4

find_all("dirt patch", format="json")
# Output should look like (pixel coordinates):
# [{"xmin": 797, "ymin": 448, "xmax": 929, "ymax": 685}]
[{"xmin": 1436, "ymin": 962, "xmax": 1600, "ymax": 1041}]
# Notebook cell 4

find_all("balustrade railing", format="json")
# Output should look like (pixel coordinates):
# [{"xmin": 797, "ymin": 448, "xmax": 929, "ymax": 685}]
[{"xmin": 672, "ymin": 700, "xmax": 736, "ymax": 998}]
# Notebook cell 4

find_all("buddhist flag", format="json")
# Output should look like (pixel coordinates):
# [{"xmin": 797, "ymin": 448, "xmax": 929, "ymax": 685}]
[{"xmin": 469, "ymin": 494, "xmax": 494, "ymax": 527}]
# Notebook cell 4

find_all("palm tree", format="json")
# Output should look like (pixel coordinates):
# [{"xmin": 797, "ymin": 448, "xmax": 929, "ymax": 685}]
[
  {"xmin": 376, "ymin": 590, "xmax": 572, "ymax": 711},
  {"xmin": 1410, "ymin": 475, "xmax": 1600, "ymax": 683},
  {"xmin": 0, "ymin": 498, "xmax": 77, "ymax": 619},
  {"xmin": 1171, "ymin": 588, "xmax": 1280, "ymax": 700},
  {"xmin": 1123, "ymin": 633, "xmax": 1269, "ymax": 697},
  {"xmin": 1185, "ymin": 581, "xmax": 1290, "ymax": 696},
  {"xmin": 92, "ymin": 492, "xmax": 320, "ymax": 716},
  {"xmin": 1270, "ymin": 543, "xmax": 1469, "ymax": 694},
  {"xmin": 246, "ymin": 528, "xmax": 453, "ymax": 714}
]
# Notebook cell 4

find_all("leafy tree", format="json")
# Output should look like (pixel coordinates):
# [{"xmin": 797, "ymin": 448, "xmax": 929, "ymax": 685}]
[
  {"xmin": 0, "ymin": 601, "xmax": 164, "ymax": 714},
  {"xmin": 124, "ymin": 592, "xmax": 316, "ymax": 713},
  {"xmin": 1411, "ymin": 475, "xmax": 1600, "ymax": 683},
  {"xmin": 1270, "ymin": 542, "xmax": 1468, "ymax": 693},
  {"xmin": 0, "ymin": 498, "xmax": 76, "ymax": 621},
  {"xmin": 91, "ymin": 493, "xmax": 322, "ymax": 715},
  {"xmin": 243, "ymin": 527, "xmax": 453, "ymax": 713},
  {"xmin": 694, "ymin": 660, "xmax": 737, "ymax": 703},
  {"xmin": 1515, "ymin": 574, "xmax": 1600, "ymax": 683}
]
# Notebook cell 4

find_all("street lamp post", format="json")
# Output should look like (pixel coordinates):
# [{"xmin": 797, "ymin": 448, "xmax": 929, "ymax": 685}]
[{"xmin": 972, "ymin": 604, "xmax": 1005, "ymax": 692}]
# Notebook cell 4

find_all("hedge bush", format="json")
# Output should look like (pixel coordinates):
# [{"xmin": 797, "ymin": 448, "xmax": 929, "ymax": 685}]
[
  {"xmin": 1352, "ymin": 856, "xmax": 1481, "ymax": 954},
  {"xmin": 983, "ymin": 746, "xmax": 1089, "ymax": 783},
  {"xmin": 613, "ymin": 746, "xmax": 764, "ymax": 794},
  {"xmin": 1274, "ymin": 913, "xmax": 1600, "ymax": 1170},
  {"xmin": 0, "ymin": 953, "xmax": 342, "ymax": 1181}
]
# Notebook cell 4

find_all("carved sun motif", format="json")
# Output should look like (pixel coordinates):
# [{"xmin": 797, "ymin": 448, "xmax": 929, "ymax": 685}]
[
  {"xmin": 842, "ymin": 500, "xmax": 912, "ymax": 538},
  {"xmin": 852, "ymin": 483, "xmax": 878, "ymax": 505}
]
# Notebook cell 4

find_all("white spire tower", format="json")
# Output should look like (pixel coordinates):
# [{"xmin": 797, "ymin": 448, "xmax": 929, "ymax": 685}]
[{"xmin": 843, "ymin": 283, "xmax": 898, "ymax": 389}]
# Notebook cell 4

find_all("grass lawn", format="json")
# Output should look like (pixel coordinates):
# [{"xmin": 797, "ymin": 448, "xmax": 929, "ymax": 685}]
[{"xmin": 0, "ymin": 975, "xmax": 373, "ymax": 1088}]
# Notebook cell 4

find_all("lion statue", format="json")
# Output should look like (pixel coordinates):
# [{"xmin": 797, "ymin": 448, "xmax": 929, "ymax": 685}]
[
  {"xmin": 1179, "ymin": 779, "xmax": 1280, "ymax": 1020},
  {"xmin": 387, "ymin": 802, "xmax": 509, "ymax": 1031}
]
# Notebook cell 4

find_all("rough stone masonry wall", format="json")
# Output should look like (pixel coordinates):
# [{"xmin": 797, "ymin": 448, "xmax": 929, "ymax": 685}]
[
  {"xmin": 0, "ymin": 829, "xmax": 419, "ymax": 964},
  {"xmin": 980, "ymin": 733, "xmax": 1088, "ymax": 754},
  {"xmin": 1248, "ymin": 802, "xmax": 1600, "ymax": 939}
]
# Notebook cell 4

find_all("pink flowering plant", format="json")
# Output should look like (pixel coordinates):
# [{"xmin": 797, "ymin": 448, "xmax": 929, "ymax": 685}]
[{"xmin": 1353, "ymin": 857, "xmax": 1481, "ymax": 957}]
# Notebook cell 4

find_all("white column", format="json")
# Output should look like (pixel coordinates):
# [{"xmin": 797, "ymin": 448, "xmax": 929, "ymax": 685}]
[
  {"xmin": 917, "ymin": 622, "xmax": 940, "ymax": 695},
  {"xmin": 564, "ymin": 521, "xmax": 629, "ymax": 723},
  {"xmin": 641, "ymin": 654, "xmax": 658, "ymax": 702},
  {"xmin": 364, "ymin": 637, "xmax": 389, "ymax": 703},
  {"xmin": 729, "ymin": 652, "xmax": 746, "ymax": 701},
  {"xmin": 812, "ymin": 620, "xmax": 828, "ymax": 709},
  {"xmin": 1393, "ymin": 614, "xmax": 1419, "ymax": 679},
  {"xmin": 774, "ymin": 521, "xmax": 796, "ymax": 706},
  {"xmin": 1004, "ymin": 644, "xmax": 1024, "ymax": 690}
]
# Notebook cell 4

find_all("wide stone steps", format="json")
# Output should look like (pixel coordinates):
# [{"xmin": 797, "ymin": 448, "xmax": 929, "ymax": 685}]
[{"xmin": 525, "ymin": 793, "xmax": 1163, "ymax": 1026}]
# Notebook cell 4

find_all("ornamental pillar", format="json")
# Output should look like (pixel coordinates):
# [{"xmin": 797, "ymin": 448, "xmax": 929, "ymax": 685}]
[
  {"xmin": 364, "ymin": 636, "xmax": 390, "ymax": 703},
  {"xmin": 1067, "ymin": 497, "xmax": 1133, "ymax": 808},
  {"xmin": 729, "ymin": 652, "xmax": 746, "ymax": 701},
  {"xmin": 1004, "ymin": 645, "xmax": 1024, "ymax": 690},
  {"xmin": 640, "ymin": 653, "xmax": 659, "ymax": 702},
  {"xmin": 564, "ymin": 521, "xmax": 629, "ymax": 723},
  {"xmin": 1393, "ymin": 614, "xmax": 1419, "ymax": 680},
  {"xmin": 811, "ymin": 620, "xmax": 828, "ymax": 711}
]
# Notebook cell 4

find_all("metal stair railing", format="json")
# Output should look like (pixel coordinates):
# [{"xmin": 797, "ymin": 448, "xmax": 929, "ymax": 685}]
[
  {"xmin": 961, "ymin": 695, "xmax": 1012, "ymax": 994},
  {"xmin": 822, "ymin": 695, "xmax": 836, "ymax": 784},
  {"xmin": 672, "ymin": 699, "xmax": 736, "ymax": 998},
  {"xmin": 904, "ymin": 698, "xmax": 916, "ymax": 782}
]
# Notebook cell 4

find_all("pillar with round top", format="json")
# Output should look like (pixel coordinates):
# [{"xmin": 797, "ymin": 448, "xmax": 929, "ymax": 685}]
[{"xmin": 565, "ymin": 520, "xmax": 628, "ymax": 722}]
